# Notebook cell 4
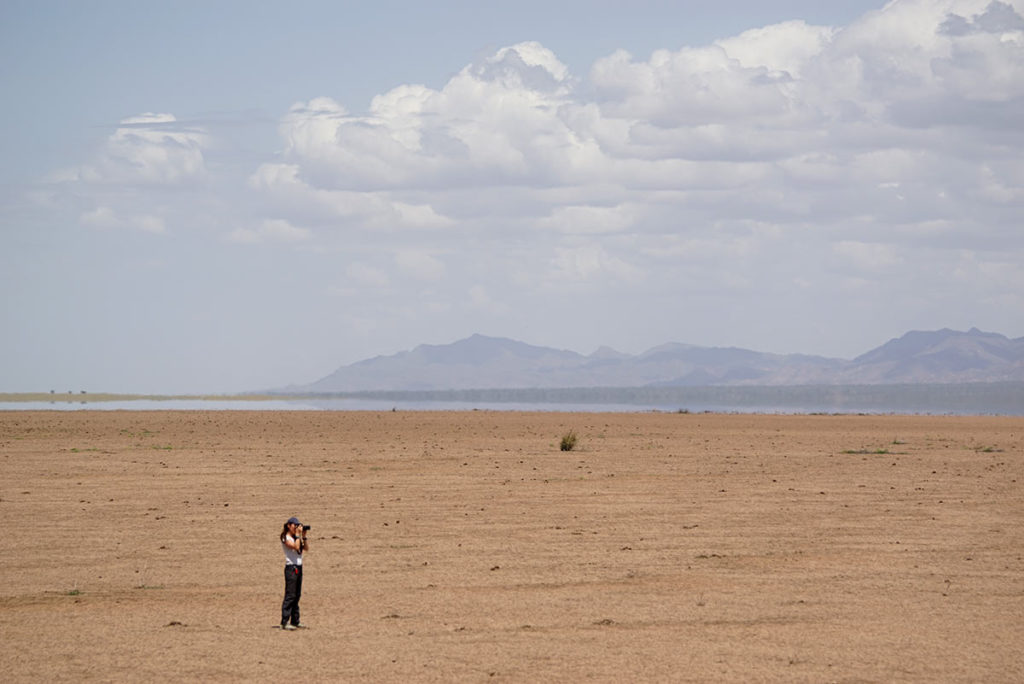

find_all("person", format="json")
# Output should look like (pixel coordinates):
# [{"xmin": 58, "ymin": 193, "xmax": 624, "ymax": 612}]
[{"xmin": 280, "ymin": 516, "xmax": 309, "ymax": 630}]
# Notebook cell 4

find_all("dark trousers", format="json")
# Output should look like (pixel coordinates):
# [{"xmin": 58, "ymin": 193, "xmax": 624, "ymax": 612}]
[{"xmin": 281, "ymin": 564, "xmax": 303, "ymax": 626}]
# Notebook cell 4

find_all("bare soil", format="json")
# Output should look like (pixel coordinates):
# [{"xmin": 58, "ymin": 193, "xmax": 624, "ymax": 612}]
[{"xmin": 1, "ymin": 410, "xmax": 1022, "ymax": 682}]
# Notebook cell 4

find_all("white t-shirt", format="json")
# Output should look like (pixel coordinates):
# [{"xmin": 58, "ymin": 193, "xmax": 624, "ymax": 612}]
[{"xmin": 282, "ymin": 534, "xmax": 303, "ymax": 566}]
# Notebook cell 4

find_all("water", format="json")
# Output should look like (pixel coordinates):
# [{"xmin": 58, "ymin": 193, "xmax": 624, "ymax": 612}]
[
  {"xmin": 2, "ymin": 392, "xmax": 1021, "ymax": 414},
  {"xmin": 1, "ymin": 398, "xmax": 695, "ymax": 412}
]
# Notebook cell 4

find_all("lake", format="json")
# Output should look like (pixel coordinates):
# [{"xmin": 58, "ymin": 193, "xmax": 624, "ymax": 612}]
[{"xmin": 3, "ymin": 382, "xmax": 1022, "ymax": 414}]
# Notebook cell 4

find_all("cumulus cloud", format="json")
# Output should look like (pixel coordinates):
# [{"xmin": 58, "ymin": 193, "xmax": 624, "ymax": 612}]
[
  {"xmin": 79, "ymin": 205, "xmax": 166, "ymax": 233},
  {"xmin": 395, "ymin": 250, "xmax": 446, "ymax": 281},
  {"xmin": 266, "ymin": 1, "xmax": 1021, "ymax": 219},
  {"xmin": 714, "ymin": 20, "xmax": 836, "ymax": 78},
  {"xmin": 48, "ymin": 1, "xmax": 1024, "ymax": 340},
  {"xmin": 270, "ymin": 41, "xmax": 591, "ymax": 192},
  {"xmin": 241, "ymin": 0, "xmax": 1021, "ymax": 324},
  {"xmin": 549, "ymin": 242, "xmax": 643, "ymax": 283},
  {"xmin": 50, "ymin": 112, "xmax": 213, "ymax": 236},
  {"xmin": 833, "ymin": 240, "xmax": 905, "ymax": 271},
  {"xmin": 247, "ymin": 162, "xmax": 453, "ymax": 231},
  {"xmin": 72, "ymin": 113, "xmax": 208, "ymax": 186},
  {"xmin": 226, "ymin": 219, "xmax": 312, "ymax": 244},
  {"xmin": 537, "ymin": 204, "xmax": 637, "ymax": 234},
  {"xmin": 942, "ymin": 0, "xmax": 1024, "ymax": 34}
]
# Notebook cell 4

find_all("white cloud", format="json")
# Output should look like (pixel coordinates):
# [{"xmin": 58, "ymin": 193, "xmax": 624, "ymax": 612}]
[
  {"xmin": 395, "ymin": 250, "xmax": 446, "ymax": 281},
  {"xmin": 549, "ymin": 243, "xmax": 642, "ymax": 283},
  {"xmin": 260, "ymin": 218, "xmax": 312, "ymax": 241},
  {"xmin": 275, "ymin": 42, "xmax": 588, "ymax": 191},
  {"xmin": 538, "ymin": 204, "xmax": 636, "ymax": 234},
  {"xmin": 591, "ymin": 45, "xmax": 802, "ymax": 129},
  {"xmin": 74, "ymin": 113, "xmax": 208, "ymax": 186},
  {"xmin": 260, "ymin": 0, "xmax": 1022, "ymax": 260},
  {"xmin": 250, "ymin": 2, "xmax": 1020, "ymax": 304},
  {"xmin": 248, "ymin": 163, "xmax": 389, "ymax": 219},
  {"xmin": 346, "ymin": 262, "xmax": 391, "ymax": 288},
  {"xmin": 79, "ymin": 206, "xmax": 120, "ymax": 228},
  {"xmin": 714, "ymin": 20, "xmax": 836, "ymax": 78},
  {"xmin": 29, "ymin": 0, "xmax": 1024, "ymax": 379},
  {"xmin": 248, "ymin": 162, "xmax": 454, "ymax": 232},
  {"xmin": 391, "ymin": 202, "xmax": 454, "ymax": 229},
  {"xmin": 227, "ymin": 219, "xmax": 312, "ymax": 244},
  {"xmin": 820, "ymin": 0, "xmax": 1024, "ymax": 113},
  {"xmin": 833, "ymin": 240, "xmax": 905, "ymax": 270},
  {"xmin": 42, "ymin": 0, "xmax": 1024, "ymax": 263},
  {"xmin": 79, "ymin": 205, "xmax": 166, "ymax": 233},
  {"xmin": 52, "ymin": 112, "xmax": 213, "ymax": 239}
]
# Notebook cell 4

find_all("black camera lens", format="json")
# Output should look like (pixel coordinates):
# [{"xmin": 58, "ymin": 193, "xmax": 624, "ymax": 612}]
[{"xmin": 302, "ymin": 524, "xmax": 311, "ymax": 531}]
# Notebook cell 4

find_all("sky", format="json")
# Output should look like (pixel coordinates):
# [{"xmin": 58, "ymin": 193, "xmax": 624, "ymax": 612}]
[{"xmin": 1, "ymin": 0, "xmax": 1022, "ymax": 394}]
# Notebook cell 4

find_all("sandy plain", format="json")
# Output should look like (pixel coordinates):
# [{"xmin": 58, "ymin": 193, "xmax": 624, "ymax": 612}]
[{"xmin": 0, "ymin": 410, "xmax": 1021, "ymax": 683}]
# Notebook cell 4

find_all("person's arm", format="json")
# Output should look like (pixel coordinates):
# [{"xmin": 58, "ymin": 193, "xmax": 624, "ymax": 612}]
[
  {"xmin": 285, "ymin": 534, "xmax": 303, "ymax": 553},
  {"xmin": 300, "ymin": 531, "xmax": 309, "ymax": 552}
]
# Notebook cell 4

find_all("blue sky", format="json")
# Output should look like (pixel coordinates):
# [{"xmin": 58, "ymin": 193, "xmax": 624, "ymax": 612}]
[{"xmin": 2, "ymin": 0, "xmax": 1022, "ymax": 393}]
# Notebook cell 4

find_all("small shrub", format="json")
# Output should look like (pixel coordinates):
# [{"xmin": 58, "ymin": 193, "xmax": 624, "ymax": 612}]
[{"xmin": 560, "ymin": 431, "xmax": 578, "ymax": 452}]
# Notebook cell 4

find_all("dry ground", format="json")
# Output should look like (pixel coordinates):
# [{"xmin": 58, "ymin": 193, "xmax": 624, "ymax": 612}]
[{"xmin": 1, "ymin": 410, "xmax": 1021, "ymax": 682}]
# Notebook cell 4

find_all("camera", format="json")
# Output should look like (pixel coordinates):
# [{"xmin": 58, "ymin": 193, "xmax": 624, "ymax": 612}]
[{"xmin": 302, "ymin": 524, "xmax": 311, "ymax": 532}]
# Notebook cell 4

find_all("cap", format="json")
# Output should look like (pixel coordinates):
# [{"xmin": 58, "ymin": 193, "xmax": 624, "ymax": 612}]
[{"xmin": 287, "ymin": 517, "xmax": 301, "ymax": 526}]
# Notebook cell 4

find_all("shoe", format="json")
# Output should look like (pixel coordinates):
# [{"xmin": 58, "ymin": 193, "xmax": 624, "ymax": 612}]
[
  {"xmin": 294, "ymin": 623, "xmax": 308, "ymax": 629},
  {"xmin": 282, "ymin": 624, "xmax": 297, "ymax": 630}
]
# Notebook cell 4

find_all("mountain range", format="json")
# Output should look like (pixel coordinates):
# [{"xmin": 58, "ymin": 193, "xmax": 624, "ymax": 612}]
[{"xmin": 288, "ymin": 328, "xmax": 1024, "ymax": 393}]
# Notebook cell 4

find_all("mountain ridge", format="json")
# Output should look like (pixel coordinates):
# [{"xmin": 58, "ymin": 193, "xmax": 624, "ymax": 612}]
[{"xmin": 289, "ymin": 329, "xmax": 1024, "ymax": 393}]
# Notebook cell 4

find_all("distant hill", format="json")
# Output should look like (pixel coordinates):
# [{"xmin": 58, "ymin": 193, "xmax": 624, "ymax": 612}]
[
  {"xmin": 846, "ymin": 328, "xmax": 1024, "ymax": 383},
  {"xmin": 287, "ymin": 329, "xmax": 1024, "ymax": 393}
]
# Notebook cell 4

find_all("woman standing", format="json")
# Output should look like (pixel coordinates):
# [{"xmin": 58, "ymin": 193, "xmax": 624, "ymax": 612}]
[{"xmin": 280, "ymin": 516, "xmax": 309, "ymax": 630}]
